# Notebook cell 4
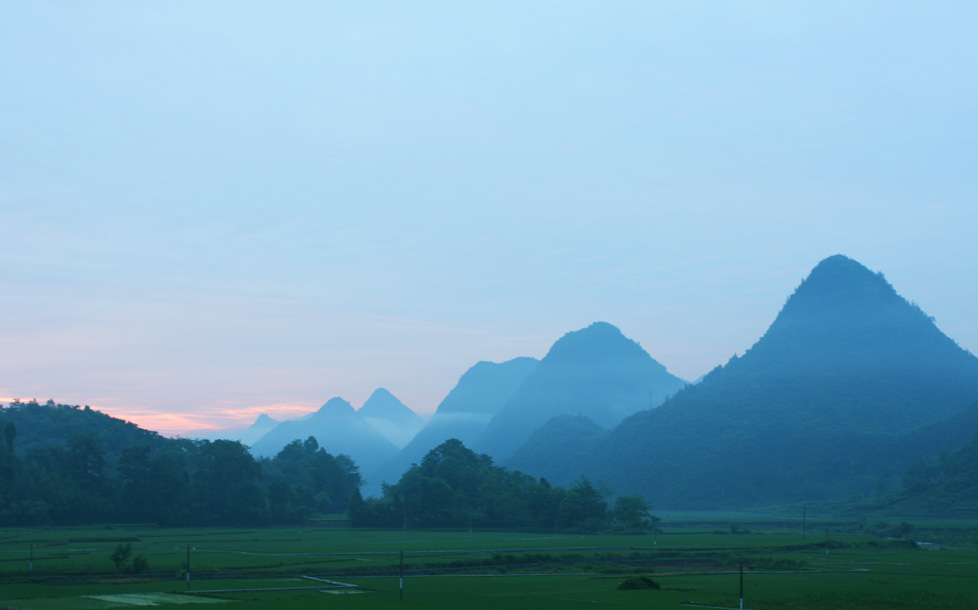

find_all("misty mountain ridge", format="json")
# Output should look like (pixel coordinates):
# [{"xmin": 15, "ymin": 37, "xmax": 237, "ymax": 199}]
[
  {"xmin": 573, "ymin": 255, "xmax": 978, "ymax": 508},
  {"xmin": 473, "ymin": 322, "xmax": 687, "ymax": 461},
  {"xmin": 230, "ymin": 413, "xmax": 280, "ymax": 446},
  {"xmin": 358, "ymin": 388, "xmax": 424, "ymax": 448},
  {"xmin": 367, "ymin": 357, "xmax": 539, "ymax": 492},
  {"xmin": 249, "ymin": 397, "xmax": 398, "ymax": 473},
  {"xmin": 12, "ymin": 253, "xmax": 978, "ymax": 514}
]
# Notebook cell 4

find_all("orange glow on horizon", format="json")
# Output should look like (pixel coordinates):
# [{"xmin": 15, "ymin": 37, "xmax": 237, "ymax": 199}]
[
  {"xmin": 1, "ymin": 394, "xmax": 435, "ymax": 437},
  {"xmin": 1, "ymin": 395, "xmax": 324, "ymax": 438},
  {"xmin": 93, "ymin": 401, "xmax": 323, "ymax": 437}
]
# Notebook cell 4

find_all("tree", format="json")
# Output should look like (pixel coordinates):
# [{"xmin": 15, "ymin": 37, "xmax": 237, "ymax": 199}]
[
  {"xmin": 110, "ymin": 543, "xmax": 132, "ymax": 571},
  {"xmin": 559, "ymin": 477, "xmax": 608, "ymax": 532},
  {"xmin": 65, "ymin": 431, "xmax": 107, "ymax": 485},
  {"xmin": 3, "ymin": 422, "xmax": 15, "ymax": 450},
  {"xmin": 110, "ymin": 542, "xmax": 149, "ymax": 574},
  {"xmin": 347, "ymin": 487, "xmax": 370, "ymax": 526},
  {"xmin": 612, "ymin": 495, "xmax": 657, "ymax": 533},
  {"xmin": 192, "ymin": 440, "xmax": 265, "ymax": 525}
]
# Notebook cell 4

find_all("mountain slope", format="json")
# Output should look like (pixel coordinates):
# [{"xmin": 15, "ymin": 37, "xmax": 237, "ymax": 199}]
[
  {"xmin": 250, "ymin": 397, "xmax": 398, "ymax": 473},
  {"xmin": 358, "ymin": 388, "xmax": 424, "ymax": 448},
  {"xmin": 473, "ymin": 322, "xmax": 686, "ymax": 461},
  {"xmin": 586, "ymin": 255, "xmax": 978, "ymax": 508},
  {"xmin": 504, "ymin": 415, "xmax": 610, "ymax": 485}
]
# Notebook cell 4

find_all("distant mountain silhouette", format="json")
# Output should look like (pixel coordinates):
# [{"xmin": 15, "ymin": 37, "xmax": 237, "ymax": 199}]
[
  {"xmin": 250, "ymin": 397, "xmax": 398, "ymax": 473},
  {"xmin": 473, "ymin": 322, "xmax": 687, "ymax": 461},
  {"xmin": 367, "ymin": 357, "xmax": 538, "ymax": 492},
  {"xmin": 583, "ymin": 255, "xmax": 978, "ymax": 508},
  {"xmin": 358, "ymin": 388, "xmax": 424, "ymax": 448},
  {"xmin": 201, "ymin": 413, "xmax": 280, "ymax": 446}
]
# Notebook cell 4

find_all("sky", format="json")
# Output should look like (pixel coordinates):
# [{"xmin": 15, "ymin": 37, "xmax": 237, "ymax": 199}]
[{"xmin": 2, "ymin": 2, "xmax": 976, "ymax": 436}]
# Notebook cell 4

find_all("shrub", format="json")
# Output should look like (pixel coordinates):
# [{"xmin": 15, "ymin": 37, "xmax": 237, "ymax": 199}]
[{"xmin": 618, "ymin": 575, "xmax": 660, "ymax": 590}]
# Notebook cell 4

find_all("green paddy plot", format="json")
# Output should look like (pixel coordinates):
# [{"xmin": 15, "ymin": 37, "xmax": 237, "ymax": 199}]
[{"xmin": 0, "ymin": 521, "xmax": 976, "ymax": 609}]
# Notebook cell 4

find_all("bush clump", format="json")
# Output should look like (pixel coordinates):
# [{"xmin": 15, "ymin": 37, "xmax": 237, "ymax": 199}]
[{"xmin": 618, "ymin": 575, "xmax": 660, "ymax": 590}]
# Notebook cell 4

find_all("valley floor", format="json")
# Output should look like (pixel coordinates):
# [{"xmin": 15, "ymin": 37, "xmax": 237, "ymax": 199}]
[{"xmin": 0, "ymin": 516, "xmax": 976, "ymax": 609}]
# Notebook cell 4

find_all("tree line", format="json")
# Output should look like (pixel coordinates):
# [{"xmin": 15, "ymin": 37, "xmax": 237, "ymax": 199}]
[
  {"xmin": 1, "ymin": 401, "xmax": 656, "ymax": 532},
  {"xmin": 0, "ymin": 401, "xmax": 359, "ymax": 526},
  {"xmin": 350, "ymin": 438, "xmax": 657, "ymax": 533}
]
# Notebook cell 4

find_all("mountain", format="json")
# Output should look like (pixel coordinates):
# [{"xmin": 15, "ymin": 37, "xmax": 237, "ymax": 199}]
[
  {"xmin": 473, "ymin": 322, "xmax": 687, "ymax": 461},
  {"xmin": 239, "ymin": 414, "xmax": 280, "ymax": 445},
  {"xmin": 367, "ymin": 357, "xmax": 538, "ymax": 491},
  {"xmin": 249, "ymin": 397, "xmax": 398, "ymax": 473},
  {"xmin": 201, "ymin": 413, "xmax": 280, "ymax": 445},
  {"xmin": 358, "ymin": 388, "xmax": 424, "ymax": 448},
  {"xmin": 584, "ymin": 255, "xmax": 978, "ymax": 508}
]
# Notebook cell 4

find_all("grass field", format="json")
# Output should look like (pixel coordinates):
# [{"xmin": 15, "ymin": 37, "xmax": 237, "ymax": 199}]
[{"xmin": 1, "ymin": 516, "xmax": 976, "ymax": 609}]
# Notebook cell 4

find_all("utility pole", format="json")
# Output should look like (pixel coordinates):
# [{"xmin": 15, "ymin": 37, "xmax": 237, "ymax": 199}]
[
  {"xmin": 399, "ymin": 551, "xmax": 404, "ymax": 602},
  {"xmin": 186, "ymin": 545, "xmax": 191, "ymax": 591},
  {"xmin": 739, "ymin": 561, "xmax": 744, "ymax": 610}
]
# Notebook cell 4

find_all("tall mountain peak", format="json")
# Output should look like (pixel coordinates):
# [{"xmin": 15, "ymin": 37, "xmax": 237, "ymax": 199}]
[
  {"xmin": 753, "ymin": 255, "xmax": 937, "ymax": 359},
  {"xmin": 778, "ymin": 254, "xmax": 901, "ymax": 318},
  {"xmin": 583, "ymin": 255, "xmax": 978, "ymax": 508}
]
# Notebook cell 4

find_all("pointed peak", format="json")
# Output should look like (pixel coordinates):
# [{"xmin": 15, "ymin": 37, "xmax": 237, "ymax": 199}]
[
  {"xmin": 366, "ymin": 388, "xmax": 396, "ymax": 401},
  {"xmin": 317, "ymin": 397, "xmax": 355, "ymax": 416},
  {"xmin": 252, "ymin": 414, "xmax": 277, "ymax": 426},
  {"xmin": 360, "ymin": 388, "xmax": 419, "ymax": 421},
  {"xmin": 806, "ymin": 254, "xmax": 882, "ymax": 285},
  {"xmin": 779, "ymin": 255, "xmax": 900, "ymax": 317}
]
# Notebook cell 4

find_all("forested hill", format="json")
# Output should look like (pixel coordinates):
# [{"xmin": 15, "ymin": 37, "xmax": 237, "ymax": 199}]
[
  {"xmin": 901, "ymin": 430, "xmax": 978, "ymax": 516},
  {"xmin": 0, "ymin": 399, "xmax": 167, "ymax": 456},
  {"xmin": 0, "ymin": 401, "xmax": 360, "ymax": 527},
  {"xmin": 580, "ymin": 255, "xmax": 978, "ymax": 508}
]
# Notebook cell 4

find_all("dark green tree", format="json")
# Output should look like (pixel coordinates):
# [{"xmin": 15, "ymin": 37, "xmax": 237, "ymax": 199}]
[
  {"xmin": 191, "ymin": 439, "xmax": 265, "ymax": 525},
  {"xmin": 612, "ymin": 494, "xmax": 657, "ymax": 533}
]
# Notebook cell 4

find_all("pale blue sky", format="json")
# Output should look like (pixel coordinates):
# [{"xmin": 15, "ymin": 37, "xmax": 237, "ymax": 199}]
[{"xmin": 2, "ymin": 2, "xmax": 976, "ymax": 434}]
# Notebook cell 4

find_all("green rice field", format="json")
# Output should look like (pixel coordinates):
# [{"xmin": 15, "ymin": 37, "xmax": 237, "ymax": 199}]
[{"xmin": 1, "ymin": 515, "xmax": 976, "ymax": 609}]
